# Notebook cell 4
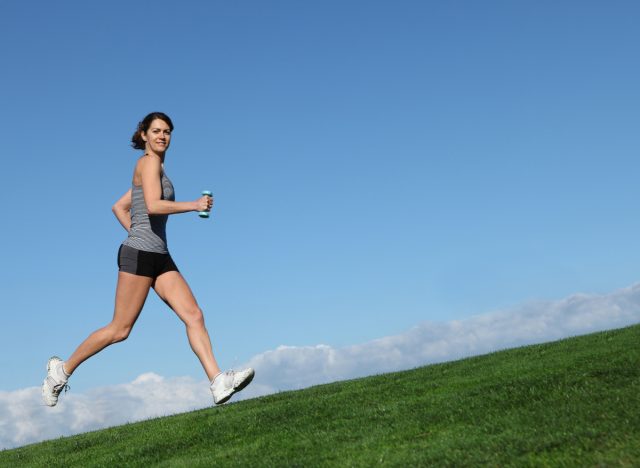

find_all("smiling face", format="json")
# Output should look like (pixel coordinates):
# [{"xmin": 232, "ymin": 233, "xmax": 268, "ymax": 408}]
[{"xmin": 141, "ymin": 118, "xmax": 172, "ymax": 154}]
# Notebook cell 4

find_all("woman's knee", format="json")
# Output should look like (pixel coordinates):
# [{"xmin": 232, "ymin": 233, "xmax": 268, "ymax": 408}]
[
  {"xmin": 183, "ymin": 307, "xmax": 205, "ymax": 328},
  {"xmin": 107, "ymin": 324, "xmax": 133, "ymax": 343}
]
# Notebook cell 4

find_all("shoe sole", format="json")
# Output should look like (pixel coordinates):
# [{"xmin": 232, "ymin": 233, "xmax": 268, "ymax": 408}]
[
  {"xmin": 215, "ymin": 370, "xmax": 255, "ymax": 405},
  {"xmin": 42, "ymin": 356, "xmax": 63, "ymax": 407},
  {"xmin": 47, "ymin": 356, "xmax": 62, "ymax": 372}
]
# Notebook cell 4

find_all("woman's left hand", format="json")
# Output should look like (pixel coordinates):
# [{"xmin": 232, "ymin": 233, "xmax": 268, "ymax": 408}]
[{"xmin": 195, "ymin": 195, "xmax": 214, "ymax": 212}]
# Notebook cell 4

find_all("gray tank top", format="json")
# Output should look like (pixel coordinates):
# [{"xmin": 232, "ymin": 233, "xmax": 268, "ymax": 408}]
[{"xmin": 123, "ymin": 172, "xmax": 175, "ymax": 254}]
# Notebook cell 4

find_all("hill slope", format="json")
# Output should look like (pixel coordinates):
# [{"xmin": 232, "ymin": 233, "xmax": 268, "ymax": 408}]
[{"xmin": 2, "ymin": 325, "xmax": 639, "ymax": 466}]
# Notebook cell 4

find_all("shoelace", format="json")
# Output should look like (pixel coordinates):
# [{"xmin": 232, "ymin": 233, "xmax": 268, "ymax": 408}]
[
  {"xmin": 216, "ymin": 370, "xmax": 235, "ymax": 380},
  {"xmin": 53, "ymin": 382, "xmax": 71, "ymax": 396},
  {"xmin": 211, "ymin": 371, "xmax": 235, "ymax": 389}
]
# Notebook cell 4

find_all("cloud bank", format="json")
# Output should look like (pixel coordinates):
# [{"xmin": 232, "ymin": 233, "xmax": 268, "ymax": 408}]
[
  {"xmin": 0, "ymin": 373, "xmax": 210, "ymax": 451},
  {"xmin": 240, "ymin": 283, "xmax": 640, "ymax": 397},
  {"xmin": 2, "ymin": 283, "xmax": 639, "ymax": 450}
]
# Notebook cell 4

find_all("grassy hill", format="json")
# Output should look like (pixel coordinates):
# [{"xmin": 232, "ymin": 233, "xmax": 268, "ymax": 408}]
[{"xmin": 2, "ymin": 324, "xmax": 639, "ymax": 467}]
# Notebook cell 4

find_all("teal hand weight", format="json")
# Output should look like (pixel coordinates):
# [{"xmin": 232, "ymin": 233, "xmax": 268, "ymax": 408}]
[{"xmin": 199, "ymin": 190, "xmax": 212, "ymax": 218}]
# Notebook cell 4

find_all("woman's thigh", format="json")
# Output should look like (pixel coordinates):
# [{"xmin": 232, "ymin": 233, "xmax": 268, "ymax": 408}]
[
  {"xmin": 112, "ymin": 271, "xmax": 154, "ymax": 327},
  {"xmin": 152, "ymin": 271, "xmax": 201, "ymax": 323}
]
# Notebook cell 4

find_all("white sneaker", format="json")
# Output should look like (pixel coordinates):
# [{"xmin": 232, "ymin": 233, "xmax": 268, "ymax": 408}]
[
  {"xmin": 210, "ymin": 368, "xmax": 255, "ymax": 405},
  {"xmin": 42, "ymin": 356, "xmax": 70, "ymax": 407}
]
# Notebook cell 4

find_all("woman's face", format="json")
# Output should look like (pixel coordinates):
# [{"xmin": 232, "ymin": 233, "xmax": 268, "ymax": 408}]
[{"xmin": 142, "ymin": 118, "xmax": 172, "ymax": 154}]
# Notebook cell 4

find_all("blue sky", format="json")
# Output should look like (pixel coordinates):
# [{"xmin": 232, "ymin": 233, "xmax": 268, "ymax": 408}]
[{"xmin": 1, "ymin": 0, "xmax": 640, "ymax": 403}]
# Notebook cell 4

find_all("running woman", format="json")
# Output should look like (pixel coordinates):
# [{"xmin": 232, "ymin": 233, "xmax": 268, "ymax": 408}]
[{"xmin": 42, "ymin": 112, "xmax": 254, "ymax": 407}]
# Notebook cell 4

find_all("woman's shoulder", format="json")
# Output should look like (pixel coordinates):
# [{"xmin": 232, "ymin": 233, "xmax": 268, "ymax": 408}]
[
  {"xmin": 132, "ymin": 154, "xmax": 162, "ymax": 185},
  {"xmin": 135, "ymin": 154, "xmax": 163, "ymax": 172}
]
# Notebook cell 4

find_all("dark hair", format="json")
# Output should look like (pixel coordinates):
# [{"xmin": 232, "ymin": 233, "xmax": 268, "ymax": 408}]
[{"xmin": 131, "ymin": 112, "xmax": 174, "ymax": 150}]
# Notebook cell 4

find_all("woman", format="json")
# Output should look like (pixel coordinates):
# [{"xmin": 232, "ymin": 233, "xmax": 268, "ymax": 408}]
[{"xmin": 42, "ymin": 112, "xmax": 254, "ymax": 407}]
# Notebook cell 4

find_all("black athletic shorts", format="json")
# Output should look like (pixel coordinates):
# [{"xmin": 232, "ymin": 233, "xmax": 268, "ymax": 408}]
[{"xmin": 117, "ymin": 244, "xmax": 179, "ymax": 278}]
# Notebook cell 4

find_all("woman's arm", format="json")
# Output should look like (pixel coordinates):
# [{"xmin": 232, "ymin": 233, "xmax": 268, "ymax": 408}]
[
  {"xmin": 140, "ymin": 156, "xmax": 210, "ymax": 215},
  {"xmin": 112, "ymin": 188, "xmax": 133, "ymax": 231}
]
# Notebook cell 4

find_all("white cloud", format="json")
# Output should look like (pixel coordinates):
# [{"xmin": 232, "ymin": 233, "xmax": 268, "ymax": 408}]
[
  {"xmin": 2, "ymin": 283, "xmax": 639, "ymax": 451},
  {"xmin": 0, "ymin": 373, "xmax": 210, "ymax": 451},
  {"xmin": 239, "ymin": 283, "xmax": 640, "ymax": 398}
]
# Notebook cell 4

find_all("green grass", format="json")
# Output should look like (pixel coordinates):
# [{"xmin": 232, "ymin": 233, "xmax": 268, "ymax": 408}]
[{"xmin": 3, "ymin": 325, "xmax": 639, "ymax": 467}]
